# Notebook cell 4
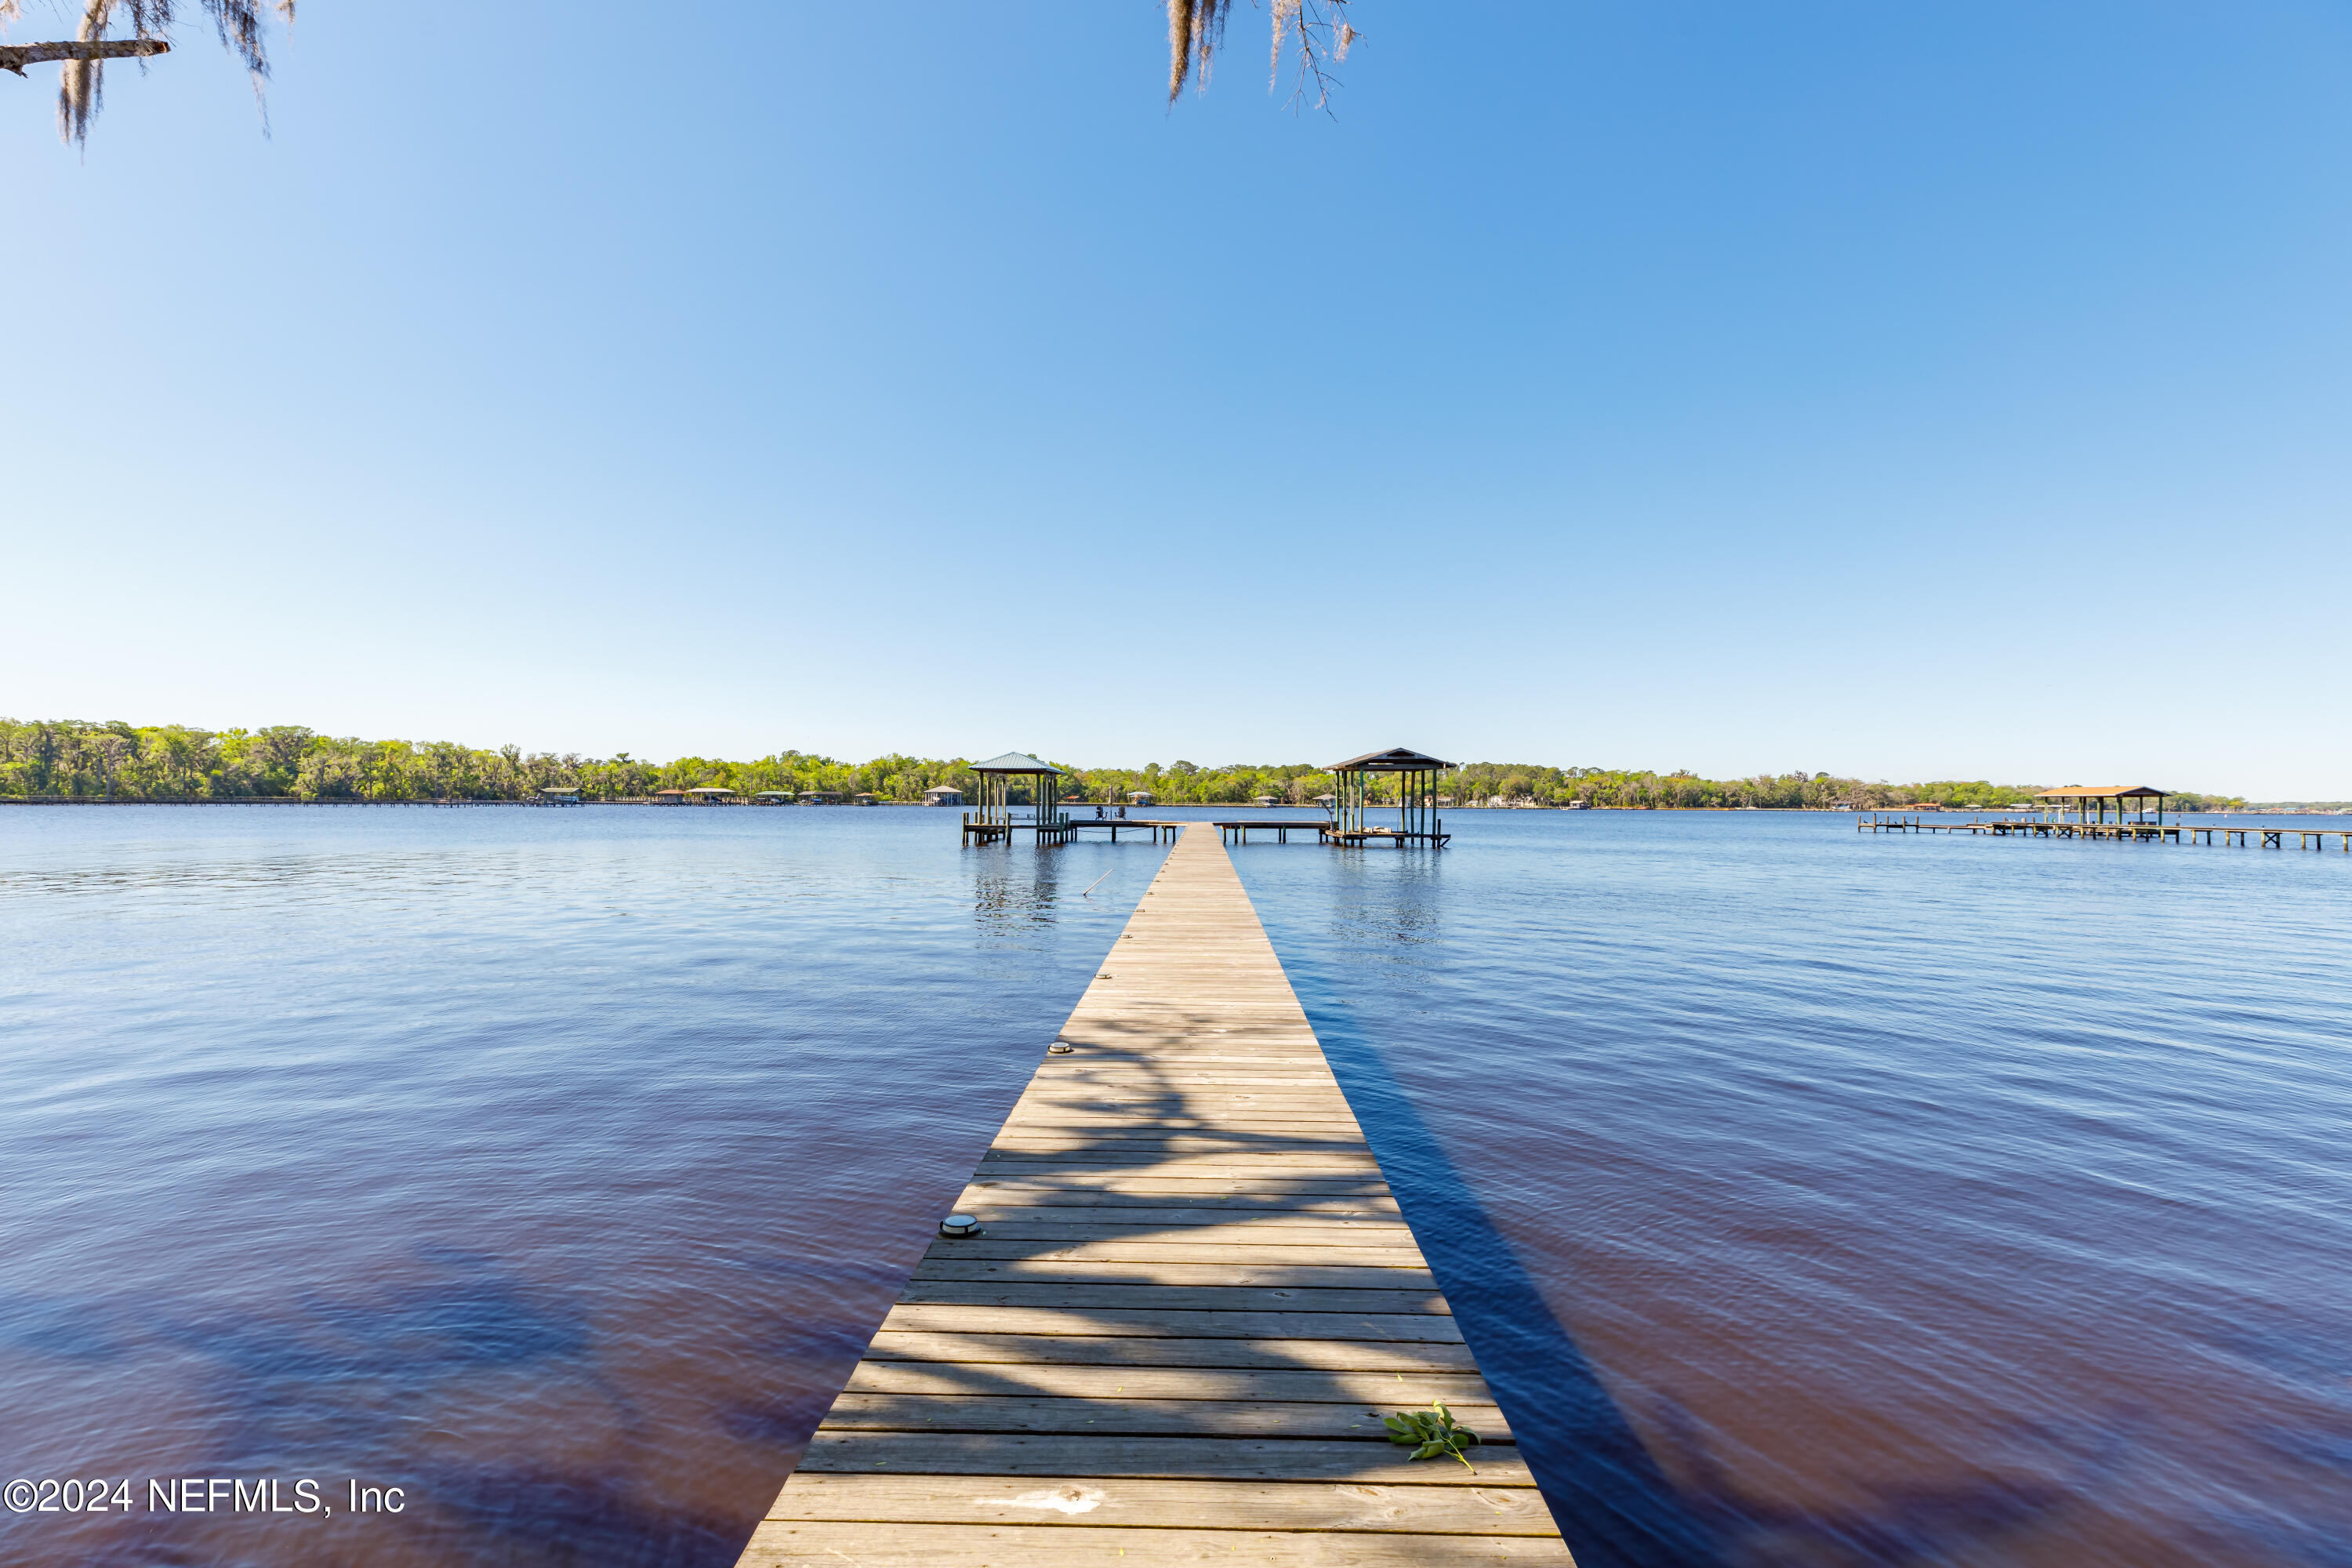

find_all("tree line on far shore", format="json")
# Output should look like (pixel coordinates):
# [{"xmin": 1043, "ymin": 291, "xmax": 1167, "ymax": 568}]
[
  {"xmin": 1449, "ymin": 762, "xmax": 2249, "ymax": 812},
  {"xmin": 0, "ymin": 718, "xmax": 2248, "ymax": 811}
]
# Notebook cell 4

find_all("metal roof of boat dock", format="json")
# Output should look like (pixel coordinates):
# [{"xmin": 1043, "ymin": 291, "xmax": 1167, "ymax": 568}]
[
  {"xmin": 1324, "ymin": 746, "xmax": 1455, "ymax": 772},
  {"xmin": 2034, "ymin": 785, "xmax": 2167, "ymax": 799},
  {"xmin": 970, "ymin": 751, "xmax": 1060, "ymax": 774}
]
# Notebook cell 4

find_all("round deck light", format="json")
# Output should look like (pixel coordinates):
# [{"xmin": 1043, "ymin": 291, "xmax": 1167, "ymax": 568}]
[
  {"xmin": 938, "ymin": 1214, "xmax": 982, "ymax": 1238},
  {"xmin": 1047, "ymin": 1042, "xmax": 1074, "ymax": 1054}
]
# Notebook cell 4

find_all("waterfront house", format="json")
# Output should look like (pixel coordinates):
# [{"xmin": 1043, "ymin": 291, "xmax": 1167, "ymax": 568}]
[{"xmin": 924, "ymin": 786, "xmax": 964, "ymax": 807}]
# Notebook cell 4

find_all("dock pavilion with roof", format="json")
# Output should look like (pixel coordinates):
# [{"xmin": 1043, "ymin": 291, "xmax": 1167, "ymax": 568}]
[
  {"xmin": 1864, "ymin": 789, "xmax": 2352, "ymax": 851},
  {"xmin": 2034, "ymin": 785, "xmax": 2172, "ymax": 825},
  {"xmin": 1323, "ymin": 746, "xmax": 1454, "ymax": 848},
  {"xmin": 962, "ymin": 752, "xmax": 1073, "ymax": 845}
]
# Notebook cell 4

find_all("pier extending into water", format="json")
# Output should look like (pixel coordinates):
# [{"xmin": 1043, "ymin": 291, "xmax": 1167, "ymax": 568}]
[
  {"xmin": 1860, "ymin": 813, "xmax": 2352, "ymax": 851},
  {"xmin": 735, "ymin": 824, "xmax": 1563, "ymax": 1563},
  {"xmin": 961, "ymin": 745, "xmax": 1457, "ymax": 850}
]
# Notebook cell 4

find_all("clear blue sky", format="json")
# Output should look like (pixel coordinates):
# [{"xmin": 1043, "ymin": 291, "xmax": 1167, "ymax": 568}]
[{"xmin": 7, "ymin": 3, "xmax": 2349, "ymax": 795}]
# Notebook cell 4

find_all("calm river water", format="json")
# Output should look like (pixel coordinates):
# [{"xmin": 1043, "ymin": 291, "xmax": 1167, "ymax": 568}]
[{"xmin": 2, "ymin": 806, "xmax": 2346, "ymax": 1566}]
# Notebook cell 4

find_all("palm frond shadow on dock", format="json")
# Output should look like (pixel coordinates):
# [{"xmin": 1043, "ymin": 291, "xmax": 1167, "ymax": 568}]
[{"xmin": 734, "ymin": 825, "xmax": 1569, "ymax": 1563}]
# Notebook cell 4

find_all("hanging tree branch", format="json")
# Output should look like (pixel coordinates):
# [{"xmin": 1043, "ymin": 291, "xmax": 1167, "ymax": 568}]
[
  {"xmin": 19, "ymin": 1, "xmax": 1346, "ymax": 146},
  {"xmin": 0, "ymin": 38, "xmax": 169, "ymax": 74},
  {"xmin": 1167, "ymin": 0, "xmax": 1357, "ymax": 109},
  {"xmin": 1, "ymin": 0, "xmax": 289, "ymax": 143},
  {"xmin": 1269, "ymin": 0, "xmax": 1356, "ymax": 111}
]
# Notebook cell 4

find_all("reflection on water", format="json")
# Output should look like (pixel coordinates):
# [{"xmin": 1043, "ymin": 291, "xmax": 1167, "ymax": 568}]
[
  {"xmin": 1233, "ymin": 812, "xmax": 2352, "ymax": 1568},
  {"xmin": 970, "ymin": 855, "xmax": 1073, "ymax": 935},
  {"xmin": 5, "ymin": 805, "xmax": 2347, "ymax": 1566},
  {"xmin": 0, "ymin": 806, "xmax": 1156, "ymax": 1566}
]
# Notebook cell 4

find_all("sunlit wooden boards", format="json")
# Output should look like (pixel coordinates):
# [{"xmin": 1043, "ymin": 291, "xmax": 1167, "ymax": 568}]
[{"xmin": 735, "ymin": 825, "xmax": 1569, "ymax": 1564}]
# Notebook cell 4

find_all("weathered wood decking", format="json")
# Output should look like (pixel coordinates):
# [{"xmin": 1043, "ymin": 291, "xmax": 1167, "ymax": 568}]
[{"xmin": 736, "ymin": 823, "xmax": 1567, "ymax": 1563}]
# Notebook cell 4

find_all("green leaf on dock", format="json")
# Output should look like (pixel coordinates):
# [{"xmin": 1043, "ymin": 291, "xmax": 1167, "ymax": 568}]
[{"xmin": 1384, "ymin": 1399, "xmax": 1480, "ymax": 1469}]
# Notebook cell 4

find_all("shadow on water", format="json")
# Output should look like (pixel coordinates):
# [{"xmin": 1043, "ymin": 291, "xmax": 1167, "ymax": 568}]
[
  {"xmin": 713, "ymin": 1253, "xmax": 922, "ymax": 1449},
  {"xmin": 401, "ymin": 1465, "xmax": 745, "ymax": 1568},
  {"xmin": 1253, "ymin": 840, "xmax": 2163, "ymax": 1567},
  {"xmin": 0, "ymin": 1294, "xmax": 136, "ymax": 1361},
  {"xmin": 0, "ymin": 1251, "xmax": 764, "ymax": 1567},
  {"xmin": 1296, "ymin": 984, "xmax": 1730, "ymax": 1567},
  {"xmin": 1302, "ymin": 971, "xmax": 2136, "ymax": 1567},
  {"xmin": 155, "ymin": 1251, "xmax": 615, "ymax": 1456}
]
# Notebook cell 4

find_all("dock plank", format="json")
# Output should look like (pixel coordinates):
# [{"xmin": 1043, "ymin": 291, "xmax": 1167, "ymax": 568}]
[
  {"xmin": 860, "ymin": 1334, "xmax": 1485, "ymax": 1373},
  {"xmin": 951, "ymin": 1195, "xmax": 1403, "ymax": 1217},
  {"xmin": 957, "ymin": 1178, "xmax": 1399, "ymax": 1198},
  {"xmin": 742, "ymin": 1521, "xmax": 1573, "ymax": 1563},
  {"xmin": 757, "ymin": 1474, "xmax": 1556, "ymax": 1534},
  {"xmin": 844, "ymin": 1363, "xmax": 1494, "ymax": 1403},
  {"xmin": 964, "ymin": 1222, "xmax": 1421, "ymax": 1245},
  {"xmin": 909, "ymin": 1258, "xmax": 1441, "ymax": 1288},
  {"xmin": 933, "ymin": 1241, "xmax": 1430, "ymax": 1265},
  {"xmin": 891, "ymin": 1281, "xmax": 1451, "ymax": 1315},
  {"xmin": 794, "ymin": 1432, "xmax": 1541, "ymax": 1485},
  {"xmin": 818, "ymin": 1392, "xmax": 1512, "ymax": 1440},
  {"xmin": 733, "ymin": 825, "xmax": 1564, "ymax": 1561}
]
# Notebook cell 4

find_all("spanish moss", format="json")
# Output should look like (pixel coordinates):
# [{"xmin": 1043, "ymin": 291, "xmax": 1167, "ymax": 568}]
[
  {"xmin": 30, "ymin": 0, "xmax": 292, "ymax": 143},
  {"xmin": 1168, "ymin": 0, "xmax": 1355, "ymax": 108}
]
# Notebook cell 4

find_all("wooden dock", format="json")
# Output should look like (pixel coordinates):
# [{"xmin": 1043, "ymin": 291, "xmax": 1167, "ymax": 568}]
[
  {"xmin": 1063, "ymin": 815, "xmax": 1185, "ymax": 843},
  {"xmin": 735, "ymin": 823, "xmax": 1566, "ymax": 1564},
  {"xmin": 1860, "ymin": 813, "xmax": 2352, "ymax": 851},
  {"xmin": 1214, "ymin": 818, "xmax": 1329, "ymax": 844},
  {"xmin": 1209, "ymin": 822, "xmax": 1454, "ymax": 848},
  {"xmin": 968, "ymin": 815, "xmax": 1185, "ymax": 844},
  {"xmin": 1318, "ymin": 826, "xmax": 1452, "ymax": 849}
]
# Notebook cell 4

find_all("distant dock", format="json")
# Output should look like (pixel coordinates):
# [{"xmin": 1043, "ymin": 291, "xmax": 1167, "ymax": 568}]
[
  {"xmin": 735, "ymin": 823, "xmax": 1562, "ymax": 1563},
  {"xmin": 1860, "ymin": 813, "xmax": 2352, "ymax": 851},
  {"xmin": 961, "ymin": 746, "xmax": 1457, "ymax": 850},
  {"xmin": 971, "ymin": 815, "xmax": 1450, "ymax": 848}
]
